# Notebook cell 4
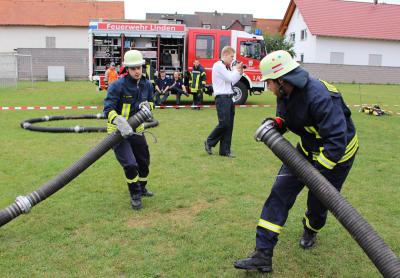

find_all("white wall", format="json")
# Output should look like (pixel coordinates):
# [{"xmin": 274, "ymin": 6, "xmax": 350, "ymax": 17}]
[
  {"xmin": 315, "ymin": 36, "xmax": 400, "ymax": 67},
  {"xmin": 284, "ymin": 7, "xmax": 400, "ymax": 67},
  {"xmin": 0, "ymin": 26, "xmax": 89, "ymax": 52},
  {"xmin": 284, "ymin": 7, "xmax": 317, "ymax": 63}
]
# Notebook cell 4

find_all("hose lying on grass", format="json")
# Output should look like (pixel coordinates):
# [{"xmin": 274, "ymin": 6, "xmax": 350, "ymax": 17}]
[
  {"xmin": 0, "ymin": 108, "xmax": 153, "ymax": 228},
  {"xmin": 254, "ymin": 120, "xmax": 400, "ymax": 278},
  {"xmin": 20, "ymin": 114, "xmax": 159, "ymax": 133}
]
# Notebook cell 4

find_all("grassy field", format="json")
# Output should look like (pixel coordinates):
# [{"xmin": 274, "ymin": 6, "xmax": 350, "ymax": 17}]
[{"xmin": 0, "ymin": 81, "xmax": 399, "ymax": 277}]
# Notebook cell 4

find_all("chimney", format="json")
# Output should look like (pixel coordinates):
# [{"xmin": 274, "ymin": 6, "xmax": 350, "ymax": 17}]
[{"xmin": 374, "ymin": 0, "xmax": 378, "ymax": 4}]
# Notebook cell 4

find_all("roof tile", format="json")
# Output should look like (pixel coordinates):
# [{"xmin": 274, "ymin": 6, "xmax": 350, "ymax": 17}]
[
  {"xmin": 0, "ymin": 0, "xmax": 124, "ymax": 27},
  {"xmin": 294, "ymin": 0, "xmax": 400, "ymax": 41}
]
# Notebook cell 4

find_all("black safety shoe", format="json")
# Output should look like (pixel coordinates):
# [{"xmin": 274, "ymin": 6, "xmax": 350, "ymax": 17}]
[
  {"xmin": 300, "ymin": 229, "xmax": 317, "ymax": 249},
  {"xmin": 234, "ymin": 249, "xmax": 273, "ymax": 273},
  {"xmin": 204, "ymin": 141, "xmax": 212, "ymax": 155},
  {"xmin": 141, "ymin": 187, "xmax": 154, "ymax": 197},
  {"xmin": 131, "ymin": 194, "xmax": 142, "ymax": 210},
  {"xmin": 220, "ymin": 152, "xmax": 235, "ymax": 158}
]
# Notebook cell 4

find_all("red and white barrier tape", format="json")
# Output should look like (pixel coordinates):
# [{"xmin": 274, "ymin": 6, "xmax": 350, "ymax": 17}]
[
  {"xmin": 1, "ymin": 104, "xmax": 399, "ymax": 115},
  {"xmin": 0, "ymin": 105, "xmax": 101, "ymax": 111},
  {"xmin": 0, "ymin": 104, "xmax": 272, "ymax": 111}
]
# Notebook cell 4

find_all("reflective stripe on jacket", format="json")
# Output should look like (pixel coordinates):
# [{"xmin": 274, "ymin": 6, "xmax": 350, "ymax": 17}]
[
  {"xmin": 189, "ymin": 65, "xmax": 206, "ymax": 93},
  {"xmin": 103, "ymin": 75, "xmax": 154, "ymax": 133},
  {"xmin": 277, "ymin": 77, "xmax": 358, "ymax": 170}
]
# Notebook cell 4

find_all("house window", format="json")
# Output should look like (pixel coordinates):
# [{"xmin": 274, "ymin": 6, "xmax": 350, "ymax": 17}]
[
  {"xmin": 195, "ymin": 35, "xmax": 214, "ymax": 59},
  {"xmin": 176, "ymin": 20, "xmax": 183, "ymax": 24},
  {"xmin": 369, "ymin": 54, "xmax": 382, "ymax": 66},
  {"xmin": 46, "ymin": 36, "xmax": 56, "ymax": 48},
  {"xmin": 289, "ymin": 32, "xmax": 295, "ymax": 42},
  {"xmin": 300, "ymin": 53, "xmax": 304, "ymax": 63},
  {"xmin": 219, "ymin": 36, "xmax": 231, "ymax": 57},
  {"xmin": 300, "ymin": 29, "xmax": 307, "ymax": 40},
  {"xmin": 202, "ymin": 24, "xmax": 211, "ymax": 29},
  {"xmin": 244, "ymin": 25, "xmax": 252, "ymax": 33},
  {"xmin": 330, "ymin": 52, "xmax": 344, "ymax": 64}
]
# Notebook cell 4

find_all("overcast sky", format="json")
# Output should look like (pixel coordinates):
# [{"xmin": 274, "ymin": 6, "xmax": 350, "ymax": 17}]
[{"xmin": 124, "ymin": 0, "xmax": 400, "ymax": 20}]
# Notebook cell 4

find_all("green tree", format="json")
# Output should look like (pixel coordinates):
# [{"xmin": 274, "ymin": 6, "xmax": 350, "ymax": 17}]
[{"xmin": 263, "ymin": 34, "xmax": 295, "ymax": 57}]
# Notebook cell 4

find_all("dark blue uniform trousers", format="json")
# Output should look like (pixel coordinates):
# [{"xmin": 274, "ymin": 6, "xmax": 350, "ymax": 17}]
[
  {"xmin": 206, "ymin": 96, "xmax": 235, "ymax": 155},
  {"xmin": 113, "ymin": 134, "xmax": 150, "ymax": 191},
  {"xmin": 256, "ymin": 156, "xmax": 355, "ymax": 250}
]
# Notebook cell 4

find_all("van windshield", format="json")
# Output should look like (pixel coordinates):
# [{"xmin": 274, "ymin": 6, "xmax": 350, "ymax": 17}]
[{"xmin": 240, "ymin": 40, "xmax": 266, "ymax": 60}]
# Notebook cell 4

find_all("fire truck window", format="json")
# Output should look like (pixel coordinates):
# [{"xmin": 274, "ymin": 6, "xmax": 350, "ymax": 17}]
[
  {"xmin": 219, "ymin": 36, "xmax": 231, "ymax": 56},
  {"xmin": 240, "ymin": 41, "xmax": 263, "ymax": 59},
  {"xmin": 196, "ymin": 35, "xmax": 215, "ymax": 59}
]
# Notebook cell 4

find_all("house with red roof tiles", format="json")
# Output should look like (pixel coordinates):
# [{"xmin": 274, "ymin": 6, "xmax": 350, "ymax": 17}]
[
  {"xmin": 280, "ymin": 0, "xmax": 400, "ymax": 67},
  {"xmin": 0, "ymin": 0, "xmax": 124, "ymax": 52},
  {"xmin": 0, "ymin": 0, "xmax": 124, "ymax": 80},
  {"xmin": 254, "ymin": 19, "xmax": 282, "ymax": 36}
]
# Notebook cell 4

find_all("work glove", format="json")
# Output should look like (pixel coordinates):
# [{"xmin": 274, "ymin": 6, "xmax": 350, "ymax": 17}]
[
  {"xmin": 113, "ymin": 115, "xmax": 134, "ymax": 138},
  {"xmin": 135, "ymin": 123, "xmax": 145, "ymax": 133},
  {"xmin": 262, "ymin": 117, "xmax": 287, "ymax": 134}
]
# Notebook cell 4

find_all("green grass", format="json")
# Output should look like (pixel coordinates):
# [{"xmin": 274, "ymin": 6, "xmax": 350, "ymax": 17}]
[{"xmin": 0, "ymin": 81, "xmax": 399, "ymax": 277}]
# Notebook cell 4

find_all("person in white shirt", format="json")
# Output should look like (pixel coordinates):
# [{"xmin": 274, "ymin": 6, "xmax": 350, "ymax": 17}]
[{"xmin": 204, "ymin": 46, "xmax": 244, "ymax": 157}]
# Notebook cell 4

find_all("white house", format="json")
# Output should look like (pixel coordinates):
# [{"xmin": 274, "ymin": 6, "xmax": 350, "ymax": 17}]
[
  {"xmin": 280, "ymin": 0, "xmax": 400, "ymax": 67},
  {"xmin": 0, "ymin": 0, "xmax": 124, "ymax": 52},
  {"xmin": 0, "ymin": 0, "xmax": 124, "ymax": 80}
]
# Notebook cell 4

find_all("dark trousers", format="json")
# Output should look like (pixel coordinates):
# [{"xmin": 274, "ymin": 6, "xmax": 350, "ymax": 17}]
[
  {"xmin": 155, "ymin": 91, "xmax": 169, "ymax": 105},
  {"xmin": 170, "ymin": 87, "xmax": 187, "ymax": 105},
  {"xmin": 113, "ymin": 134, "xmax": 150, "ymax": 192},
  {"xmin": 192, "ymin": 89, "xmax": 203, "ymax": 106},
  {"xmin": 206, "ymin": 96, "xmax": 235, "ymax": 155},
  {"xmin": 255, "ymin": 156, "xmax": 355, "ymax": 250}
]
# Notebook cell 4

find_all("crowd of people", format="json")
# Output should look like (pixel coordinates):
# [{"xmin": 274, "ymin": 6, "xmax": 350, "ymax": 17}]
[{"xmin": 104, "ymin": 59, "xmax": 206, "ymax": 107}]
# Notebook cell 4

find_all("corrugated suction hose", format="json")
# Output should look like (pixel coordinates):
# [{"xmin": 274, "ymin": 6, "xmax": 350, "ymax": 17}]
[
  {"xmin": 0, "ymin": 108, "xmax": 152, "ymax": 227},
  {"xmin": 20, "ymin": 114, "xmax": 159, "ymax": 133},
  {"xmin": 254, "ymin": 120, "xmax": 400, "ymax": 277}
]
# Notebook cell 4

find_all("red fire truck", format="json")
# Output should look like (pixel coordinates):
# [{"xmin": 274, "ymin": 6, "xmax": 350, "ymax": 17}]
[{"xmin": 89, "ymin": 21, "xmax": 266, "ymax": 104}]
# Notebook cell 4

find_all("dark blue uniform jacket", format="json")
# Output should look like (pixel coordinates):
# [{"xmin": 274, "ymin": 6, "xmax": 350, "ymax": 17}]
[
  {"xmin": 156, "ymin": 77, "xmax": 171, "ymax": 92},
  {"xmin": 103, "ymin": 74, "xmax": 154, "ymax": 123},
  {"xmin": 277, "ymin": 74, "xmax": 358, "ymax": 170}
]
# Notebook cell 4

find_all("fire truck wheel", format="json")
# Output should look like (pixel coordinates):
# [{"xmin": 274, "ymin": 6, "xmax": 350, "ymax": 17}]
[{"xmin": 232, "ymin": 81, "xmax": 249, "ymax": 105}]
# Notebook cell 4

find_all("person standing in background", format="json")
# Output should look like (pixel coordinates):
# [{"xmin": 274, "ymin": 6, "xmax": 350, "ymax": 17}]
[
  {"xmin": 204, "ymin": 46, "xmax": 243, "ymax": 158},
  {"xmin": 105, "ymin": 62, "xmax": 118, "ymax": 88}
]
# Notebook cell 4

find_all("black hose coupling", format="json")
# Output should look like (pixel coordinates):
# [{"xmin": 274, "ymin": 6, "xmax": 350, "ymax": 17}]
[
  {"xmin": 130, "ymin": 107, "xmax": 153, "ymax": 126},
  {"xmin": 254, "ymin": 120, "xmax": 276, "ymax": 142}
]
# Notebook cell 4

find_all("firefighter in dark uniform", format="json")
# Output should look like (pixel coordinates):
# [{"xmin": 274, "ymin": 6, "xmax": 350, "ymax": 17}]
[
  {"xmin": 142, "ymin": 58, "xmax": 157, "ymax": 89},
  {"xmin": 154, "ymin": 69, "xmax": 171, "ymax": 105},
  {"xmin": 234, "ymin": 50, "xmax": 359, "ymax": 272},
  {"xmin": 104, "ymin": 50, "xmax": 155, "ymax": 210},
  {"xmin": 189, "ymin": 59, "xmax": 206, "ymax": 109}
]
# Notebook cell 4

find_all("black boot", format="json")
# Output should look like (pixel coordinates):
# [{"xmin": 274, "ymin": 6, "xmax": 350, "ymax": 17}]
[
  {"xmin": 128, "ymin": 182, "xmax": 142, "ymax": 210},
  {"xmin": 141, "ymin": 186, "xmax": 154, "ymax": 197},
  {"xmin": 139, "ymin": 181, "xmax": 154, "ymax": 197},
  {"xmin": 299, "ymin": 229, "xmax": 317, "ymax": 249},
  {"xmin": 234, "ymin": 249, "xmax": 273, "ymax": 273},
  {"xmin": 130, "ymin": 194, "xmax": 142, "ymax": 210},
  {"xmin": 204, "ymin": 140, "xmax": 212, "ymax": 155}
]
